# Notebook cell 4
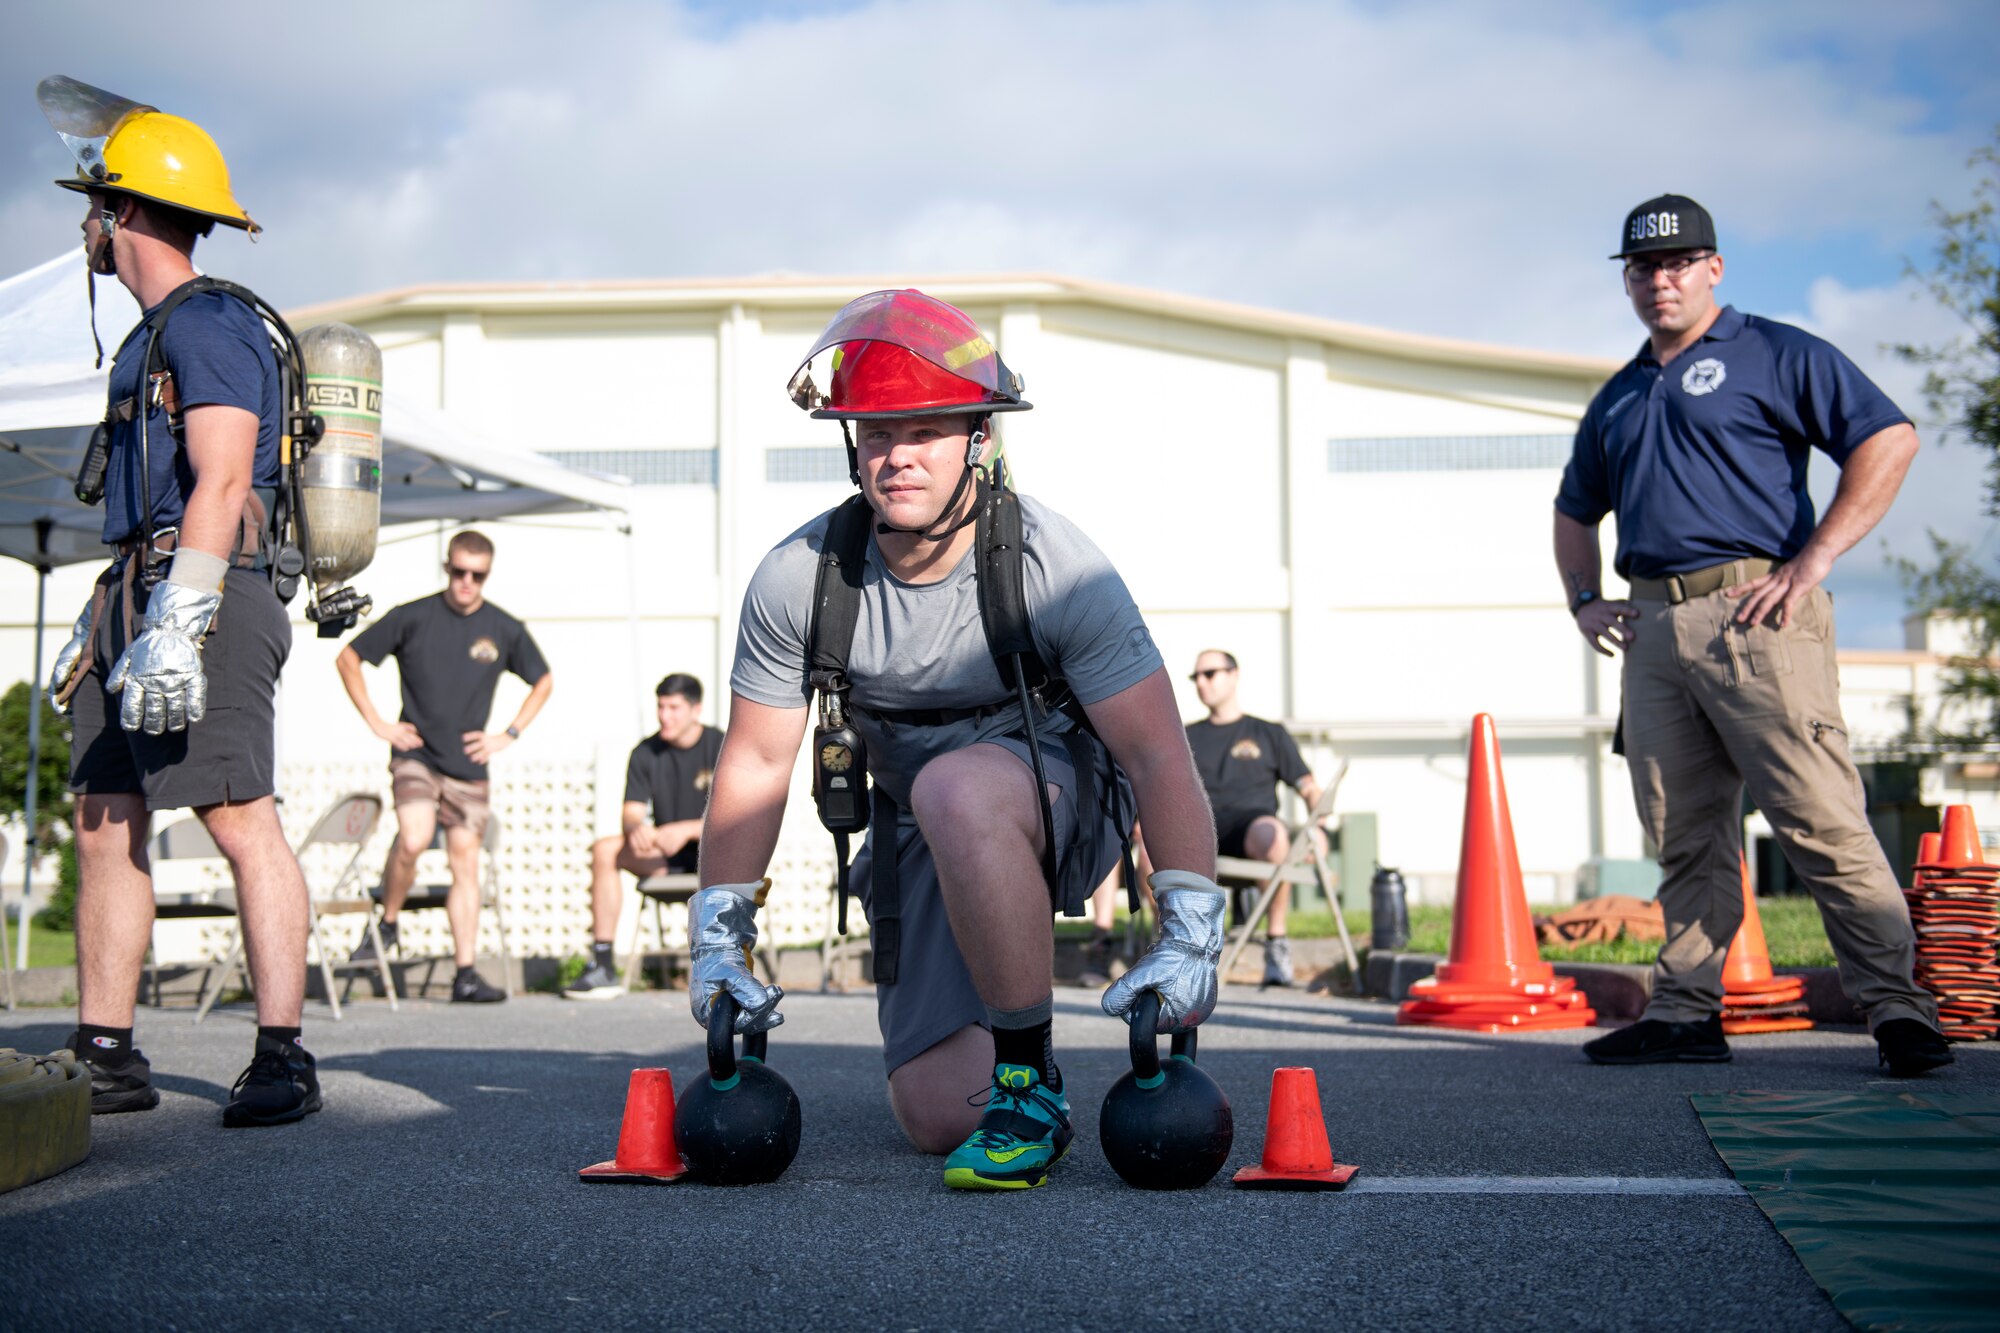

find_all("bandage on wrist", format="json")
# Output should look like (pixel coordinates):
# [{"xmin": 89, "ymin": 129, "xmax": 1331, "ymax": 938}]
[{"xmin": 166, "ymin": 547, "xmax": 228, "ymax": 593}]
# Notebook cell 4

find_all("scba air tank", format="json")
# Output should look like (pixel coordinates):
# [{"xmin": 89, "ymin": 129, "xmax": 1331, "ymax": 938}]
[{"xmin": 298, "ymin": 322, "xmax": 383, "ymax": 588}]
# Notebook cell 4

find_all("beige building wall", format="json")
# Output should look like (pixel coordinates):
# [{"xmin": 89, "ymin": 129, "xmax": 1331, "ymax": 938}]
[{"xmin": 2, "ymin": 274, "xmax": 1974, "ymax": 949}]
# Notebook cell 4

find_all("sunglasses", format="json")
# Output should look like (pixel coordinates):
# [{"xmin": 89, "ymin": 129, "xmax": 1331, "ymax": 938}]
[
  {"xmin": 445, "ymin": 563, "xmax": 489, "ymax": 584},
  {"xmin": 1189, "ymin": 667, "xmax": 1234, "ymax": 682}
]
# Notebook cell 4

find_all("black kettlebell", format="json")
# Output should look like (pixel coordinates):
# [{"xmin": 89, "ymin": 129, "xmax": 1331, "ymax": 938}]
[
  {"xmin": 673, "ymin": 994, "xmax": 802, "ymax": 1186},
  {"xmin": 1098, "ymin": 991, "xmax": 1233, "ymax": 1189}
]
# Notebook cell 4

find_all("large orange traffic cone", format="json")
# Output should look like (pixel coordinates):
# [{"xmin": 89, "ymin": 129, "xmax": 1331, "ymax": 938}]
[
  {"xmin": 1398, "ymin": 715, "xmax": 1595, "ymax": 1030},
  {"xmin": 579, "ymin": 1068, "xmax": 688, "ymax": 1184},
  {"xmin": 1721, "ymin": 853, "xmax": 1811, "ymax": 1034},
  {"xmin": 1232, "ymin": 1068, "xmax": 1357, "ymax": 1191}
]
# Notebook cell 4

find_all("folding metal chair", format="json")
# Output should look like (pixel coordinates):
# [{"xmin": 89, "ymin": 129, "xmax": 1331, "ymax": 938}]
[
  {"xmin": 370, "ymin": 813, "xmax": 513, "ymax": 998},
  {"xmin": 195, "ymin": 792, "xmax": 392, "ymax": 1022},
  {"xmin": 1216, "ymin": 759, "xmax": 1359, "ymax": 985}
]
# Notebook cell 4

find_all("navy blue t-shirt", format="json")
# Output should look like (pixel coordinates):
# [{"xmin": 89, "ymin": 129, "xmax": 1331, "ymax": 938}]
[
  {"xmin": 1554, "ymin": 306, "xmax": 1909, "ymax": 580},
  {"xmin": 101, "ymin": 286, "xmax": 282, "ymax": 544}
]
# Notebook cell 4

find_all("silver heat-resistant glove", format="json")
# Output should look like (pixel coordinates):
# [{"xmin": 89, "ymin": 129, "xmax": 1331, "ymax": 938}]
[
  {"xmin": 105, "ymin": 580, "xmax": 220, "ymax": 735},
  {"xmin": 46, "ymin": 595, "xmax": 96, "ymax": 714},
  {"xmin": 689, "ymin": 881, "xmax": 785, "ymax": 1035},
  {"xmin": 1103, "ymin": 870, "xmax": 1227, "ymax": 1034}
]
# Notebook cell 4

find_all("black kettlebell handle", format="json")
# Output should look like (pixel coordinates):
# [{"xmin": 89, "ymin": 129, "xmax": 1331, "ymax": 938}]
[
  {"xmin": 705, "ymin": 993, "xmax": 770, "ymax": 1083},
  {"xmin": 1129, "ymin": 990, "xmax": 1196, "ymax": 1082}
]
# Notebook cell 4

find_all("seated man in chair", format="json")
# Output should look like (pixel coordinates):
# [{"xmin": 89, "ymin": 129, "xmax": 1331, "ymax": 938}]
[
  {"xmin": 1125, "ymin": 650, "xmax": 1326, "ymax": 988},
  {"xmin": 564, "ymin": 673, "xmax": 723, "ymax": 999}
]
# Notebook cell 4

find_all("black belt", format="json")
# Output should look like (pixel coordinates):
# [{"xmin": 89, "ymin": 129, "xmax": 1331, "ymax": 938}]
[{"xmin": 856, "ymin": 700, "xmax": 1009, "ymax": 728}]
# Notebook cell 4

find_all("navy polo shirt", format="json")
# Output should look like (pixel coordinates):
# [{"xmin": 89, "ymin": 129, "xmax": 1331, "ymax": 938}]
[
  {"xmin": 101, "ymin": 287, "xmax": 282, "ymax": 544},
  {"xmin": 1554, "ymin": 306, "xmax": 1909, "ymax": 581}
]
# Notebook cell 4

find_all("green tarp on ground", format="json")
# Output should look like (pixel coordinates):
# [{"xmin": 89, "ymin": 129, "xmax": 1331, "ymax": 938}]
[{"xmin": 1692, "ymin": 1091, "xmax": 2000, "ymax": 1333}]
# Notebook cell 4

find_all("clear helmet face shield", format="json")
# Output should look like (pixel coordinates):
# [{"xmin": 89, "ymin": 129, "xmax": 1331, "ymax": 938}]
[
  {"xmin": 787, "ymin": 289, "xmax": 1028, "ymax": 417},
  {"xmin": 37, "ymin": 75, "xmax": 154, "ymax": 185}
]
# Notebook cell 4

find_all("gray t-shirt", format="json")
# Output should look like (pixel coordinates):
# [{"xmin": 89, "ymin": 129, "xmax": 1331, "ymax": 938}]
[{"xmin": 731, "ymin": 494, "xmax": 1162, "ymax": 806}]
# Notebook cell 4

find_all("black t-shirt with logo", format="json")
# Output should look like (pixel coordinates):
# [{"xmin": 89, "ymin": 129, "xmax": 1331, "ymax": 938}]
[
  {"xmin": 348, "ymin": 594, "xmax": 550, "ymax": 782},
  {"xmin": 1185, "ymin": 715, "xmax": 1310, "ymax": 833},
  {"xmin": 623, "ymin": 727, "xmax": 726, "ymax": 873}
]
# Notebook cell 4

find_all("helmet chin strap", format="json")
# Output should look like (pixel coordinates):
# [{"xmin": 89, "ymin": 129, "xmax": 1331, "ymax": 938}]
[
  {"xmin": 872, "ymin": 421, "xmax": 988, "ymax": 543},
  {"xmin": 84, "ymin": 199, "xmax": 119, "ymax": 368}
]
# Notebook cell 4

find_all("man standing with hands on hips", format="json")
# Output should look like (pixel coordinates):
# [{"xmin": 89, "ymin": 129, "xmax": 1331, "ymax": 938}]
[
  {"xmin": 336, "ymin": 530, "xmax": 552, "ymax": 1002},
  {"xmin": 1554, "ymin": 193, "xmax": 1951, "ymax": 1076}
]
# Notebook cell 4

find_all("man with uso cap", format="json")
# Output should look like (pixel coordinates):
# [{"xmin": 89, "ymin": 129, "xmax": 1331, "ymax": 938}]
[{"xmin": 1554, "ymin": 193, "xmax": 1952, "ymax": 1077}]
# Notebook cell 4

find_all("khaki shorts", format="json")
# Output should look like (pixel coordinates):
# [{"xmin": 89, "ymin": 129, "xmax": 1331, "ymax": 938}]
[{"xmin": 390, "ymin": 756, "xmax": 491, "ymax": 837}]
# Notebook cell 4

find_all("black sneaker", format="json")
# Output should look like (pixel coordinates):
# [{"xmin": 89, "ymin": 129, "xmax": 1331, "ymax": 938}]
[
  {"xmin": 222, "ymin": 1038, "xmax": 321, "ymax": 1128},
  {"xmin": 562, "ymin": 962, "xmax": 623, "ymax": 1001},
  {"xmin": 1582, "ymin": 1015, "xmax": 1731, "ymax": 1065},
  {"xmin": 349, "ymin": 918, "xmax": 399, "ymax": 963},
  {"xmin": 66, "ymin": 1031, "xmax": 160, "ymax": 1115},
  {"xmin": 451, "ymin": 969, "xmax": 507, "ymax": 1003},
  {"xmin": 1876, "ymin": 1018, "xmax": 1955, "ymax": 1078}
]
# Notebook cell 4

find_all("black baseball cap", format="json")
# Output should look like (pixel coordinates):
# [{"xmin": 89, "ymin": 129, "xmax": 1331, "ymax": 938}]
[{"xmin": 1612, "ymin": 194, "xmax": 1717, "ymax": 258}]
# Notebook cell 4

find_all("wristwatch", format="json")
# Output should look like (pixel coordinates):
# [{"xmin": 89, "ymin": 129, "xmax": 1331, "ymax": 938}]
[
  {"xmin": 1569, "ymin": 590, "xmax": 1600, "ymax": 617},
  {"xmin": 504, "ymin": 725, "xmax": 521, "ymax": 740}
]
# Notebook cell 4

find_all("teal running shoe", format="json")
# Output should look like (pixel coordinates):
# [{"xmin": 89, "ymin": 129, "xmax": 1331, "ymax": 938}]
[{"xmin": 943, "ymin": 1063, "xmax": 1072, "ymax": 1191}]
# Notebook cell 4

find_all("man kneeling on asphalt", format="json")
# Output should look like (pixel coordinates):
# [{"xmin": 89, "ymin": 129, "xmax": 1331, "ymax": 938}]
[
  {"xmin": 691, "ymin": 290, "xmax": 1224, "ymax": 1191},
  {"xmin": 564, "ymin": 674, "xmax": 723, "ymax": 999}
]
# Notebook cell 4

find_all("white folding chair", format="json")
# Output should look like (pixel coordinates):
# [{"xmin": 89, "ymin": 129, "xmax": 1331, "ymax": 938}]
[
  {"xmin": 195, "ymin": 792, "xmax": 392, "ymax": 1021},
  {"xmin": 145, "ymin": 816, "xmax": 240, "ymax": 1013},
  {"xmin": 1216, "ymin": 759, "xmax": 1358, "ymax": 985},
  {"xmin": 372, "ymin": 813, "xmax": 513, "ymax": 998}
]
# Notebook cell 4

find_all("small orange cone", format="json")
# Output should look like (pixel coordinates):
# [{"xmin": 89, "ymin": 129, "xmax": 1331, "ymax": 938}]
[
  {"xmin": 1399, "ymin": 715, "xmax": 1594, "ymax": 1030},
  {"xmin": 1925, "ymin": 807, "xmax": 1986, "ymax": 871},
  {"xmin": 579, "ymin": 1068, "xmax": 688, "ymax": 1184},
  {"xmin": 1232, "ymin": 1068, "xmax": 1357, "ymax": 1190}
]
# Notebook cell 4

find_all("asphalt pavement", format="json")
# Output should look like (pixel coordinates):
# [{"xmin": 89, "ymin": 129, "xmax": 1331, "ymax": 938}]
[{"xmin": 4, "ymin": 984, "xmax": 1993, "ymax": 1331}]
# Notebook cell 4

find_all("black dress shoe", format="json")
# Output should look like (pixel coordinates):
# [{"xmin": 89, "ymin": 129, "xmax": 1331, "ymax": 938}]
[
  {"xmin": 1582, "ymin": 1015, "xmax": 1731, "ymax": 1065},
  {"xmin": 1876, "ymin": 1018, "xmax": 1954, "ymax": 1078}
]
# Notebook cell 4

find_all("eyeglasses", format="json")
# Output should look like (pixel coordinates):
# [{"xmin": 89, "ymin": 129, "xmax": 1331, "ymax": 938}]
[
  {"xmin": 1189, "ymin": 667, "xmax": 1234, "ymax": 682},
  {"xmin": 1622, "ymin": 252, "xmax": 1714, "ymax": 283},
  {"xmin": 445, "ymin": 563, "xmax": 489, "ymax": 584}
]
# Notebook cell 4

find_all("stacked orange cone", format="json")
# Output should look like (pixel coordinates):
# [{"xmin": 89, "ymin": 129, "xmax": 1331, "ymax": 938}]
[
  {"xmin": 1398, "ymin": 714, "xmax": 1595, "ymax": 1031},
  {"xmin": 1721, "ymin": 853, "xmax": 1812, "ymax": 1034},
  {"xmin": 1908, "ymin": 807, "xmax": 1999, "ymax": 1041}
]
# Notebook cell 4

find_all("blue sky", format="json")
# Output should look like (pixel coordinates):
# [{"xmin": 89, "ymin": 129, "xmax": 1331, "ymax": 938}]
[{"xmin": 5, "ymin": 0, "xmax": 1996, "ymax": 644}]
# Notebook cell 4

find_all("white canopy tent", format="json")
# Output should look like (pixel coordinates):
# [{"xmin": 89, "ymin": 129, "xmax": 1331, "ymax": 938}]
[{"xmin": 0, "ymin": 252, "xmax": 635, "ymax": 986}]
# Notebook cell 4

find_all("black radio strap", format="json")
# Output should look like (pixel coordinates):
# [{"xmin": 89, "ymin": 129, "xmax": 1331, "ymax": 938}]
[{"xmin": 869, "ymin": 784, "xmax": 900, "ymax": 985}]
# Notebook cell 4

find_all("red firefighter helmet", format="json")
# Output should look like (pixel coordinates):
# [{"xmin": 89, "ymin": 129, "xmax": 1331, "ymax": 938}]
[{"xmin": 789, "ymin": 290, "xmax": 1030, "ymax": 421}]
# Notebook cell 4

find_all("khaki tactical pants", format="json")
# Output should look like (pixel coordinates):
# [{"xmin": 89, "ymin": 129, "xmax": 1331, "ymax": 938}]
[{"xmin": 1620, "ymin": 572, "xmax": 1935, "ymax": 1032}]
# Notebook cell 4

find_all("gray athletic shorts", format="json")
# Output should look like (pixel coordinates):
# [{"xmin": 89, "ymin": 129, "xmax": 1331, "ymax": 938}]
[
  {"xmin": 849, "ymin": 732, "xmax": 1131, "ymax": 1074},
  {"xmin": 69, "ymin": 565, "xmax": 292, "ymax": 811}
]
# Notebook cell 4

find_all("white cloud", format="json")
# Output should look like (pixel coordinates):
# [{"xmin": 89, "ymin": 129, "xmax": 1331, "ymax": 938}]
[{"xmin": 5, "ymin": 0, "xmax": 1991, "ymax": 359}]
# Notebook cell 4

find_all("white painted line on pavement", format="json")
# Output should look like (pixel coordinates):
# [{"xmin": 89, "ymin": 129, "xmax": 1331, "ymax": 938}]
[{"xmin": 1346, "ymin": 1176, "xmax": 1744, "ymax": 1196}]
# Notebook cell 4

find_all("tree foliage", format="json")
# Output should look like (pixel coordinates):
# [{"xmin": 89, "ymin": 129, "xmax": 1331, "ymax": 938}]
[
  {"xmin": 0, "ymin": 681, "xmax": 71, "ymax": 839},
  {"xmin": 1896, "ymin": 129, "xmax": 2000, "ymax": 742}
]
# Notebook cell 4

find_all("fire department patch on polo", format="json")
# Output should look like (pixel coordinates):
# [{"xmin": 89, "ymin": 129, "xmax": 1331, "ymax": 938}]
[{"xmin": 1682, "ymin": 358, "xmax": 1727, "ymax": 396}]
